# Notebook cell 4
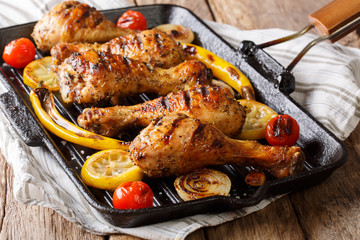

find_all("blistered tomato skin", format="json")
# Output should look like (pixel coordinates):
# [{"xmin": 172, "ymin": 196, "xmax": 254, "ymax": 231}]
[
  {"xmin": 113, "ymin": 181, "xmax": 154, "ymax": 210},
  {"xmin": 2, "ymin": 38, "xmax": 36, "ymax": 68},
  {"xmin": 117, "ymin": 10, "xmax": 147, "ymax": 30},
  {"xmin": 265, "ymin": 114, "xmax": 300, "ymax": 146}
]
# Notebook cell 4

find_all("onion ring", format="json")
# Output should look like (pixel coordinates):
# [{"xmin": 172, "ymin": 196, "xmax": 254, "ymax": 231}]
[{"xmin": 174, "ymin": 168, "xmax": 231, "ymax": 201}]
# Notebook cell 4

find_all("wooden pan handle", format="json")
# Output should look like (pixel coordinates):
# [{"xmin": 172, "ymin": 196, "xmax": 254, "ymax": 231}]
[{"xmin": 308, "ymin": 0, "xmax": 360, "ymax": 42}]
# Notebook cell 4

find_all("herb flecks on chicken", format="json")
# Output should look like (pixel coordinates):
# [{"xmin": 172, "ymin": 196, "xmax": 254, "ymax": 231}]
[
  {"xmin": 56, "ymin": 49, "xmax": 212, "ymax": 105},
  {"xmin": 130, "ymin": 113, "xmax": 304, "ymax": 179},
  {"xmin": 32, "ymin": 1, "xmax": 133, "ymax": 52},
  {"xmin": 77, "ymin": 85, "xmax": 245, "ymax": 137},
  {"xmin": 51, "ymin": 29, "xmax": 186, "ymax": 69}
]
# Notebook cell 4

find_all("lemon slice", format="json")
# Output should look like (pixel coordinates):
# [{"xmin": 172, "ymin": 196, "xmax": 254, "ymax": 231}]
[
  {"xmin": 81, "ymin": 149, "xmax": 144, "ymax": 190},
  {"xmin": 23, "ymin": 56, "xmax": 59, "ymax": 91},
  {"xmin": 237, "ymin": 99, "xmax": 278, "ymax": 140}
]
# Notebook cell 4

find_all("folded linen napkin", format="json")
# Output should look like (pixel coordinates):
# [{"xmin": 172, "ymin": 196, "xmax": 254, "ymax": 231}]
[{"xmin": 0, "ymin": 1, "xmax": 360, "ymax": 240}]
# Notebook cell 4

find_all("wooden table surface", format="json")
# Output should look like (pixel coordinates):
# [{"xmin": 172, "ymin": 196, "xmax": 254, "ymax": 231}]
[{"xmin": 1, "ymin": 0, "xmax": 360, "ymax": 239}]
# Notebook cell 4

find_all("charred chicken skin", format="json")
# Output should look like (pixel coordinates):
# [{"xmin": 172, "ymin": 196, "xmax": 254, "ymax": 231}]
[
  {"xmin": 129, "ymin": 113, "xmax": 305, "ymax": 179},
  {"xmin": 32, "ymin": 1, "xmax": 133, "ymax": 51},
  {"xmin": 77, "ymin": 85, "xmax": 245, "ymax": 137},
  {"xmin": 51, "ymin": 29, "xmax": 186, "ymax": 69},
  {"xmin": 56, "ymin": 49, "xmax": 212, "ymax": 105}
]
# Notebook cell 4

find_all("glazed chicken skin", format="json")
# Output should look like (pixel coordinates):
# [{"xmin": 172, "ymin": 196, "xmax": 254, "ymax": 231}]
[
  {"xmin": 77, "ymin": 85, "xmax": 245, "ymax": 137},
  {"xmin": 130, "ymin": 113, "xmax": 305, "ymax": 179},
  {"xmin": 56, "ymin": 49, "xmax": 212, "ymax": 105},
  {"xmin": 51, "ymin": 29, "xmax": 186, "ymax": 69},
  {"xmin": 32, "ymin": 1, "xmax": 132, "ymax": 51}
]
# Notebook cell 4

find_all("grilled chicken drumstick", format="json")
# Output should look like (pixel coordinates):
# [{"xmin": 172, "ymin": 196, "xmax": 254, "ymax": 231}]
[
  {"xmin": 32, "ymin": 1, "xmax": 133, "ymax": 51},
  {"xmin": 51, "ymin": 29, "xmax": 186, "ymax": 69},
  {"xmin": 130, "ymin": 113, "xmax": 305, "ymax": 179},
  {"xmin": 56, "ymin": 49, "xmax": 212, "ymax": 105},
  {"xmin": 77, "ymin": 86, "xmax": 245, "ymax": 137}
]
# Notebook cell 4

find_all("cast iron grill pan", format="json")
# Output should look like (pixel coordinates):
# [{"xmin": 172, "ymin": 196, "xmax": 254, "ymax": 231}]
[{"xmin": 0, "ymin": 4, "xmax": 348, "ymax": 227}]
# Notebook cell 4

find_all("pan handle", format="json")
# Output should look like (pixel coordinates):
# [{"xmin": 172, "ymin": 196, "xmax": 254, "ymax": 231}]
[
  {"xmin": 258, "ymin": 0, "xmax": 360, "ymax": 72},
  {"xmin": 309, "ymin": 0, "xmax": 360, "ymax": 43}
]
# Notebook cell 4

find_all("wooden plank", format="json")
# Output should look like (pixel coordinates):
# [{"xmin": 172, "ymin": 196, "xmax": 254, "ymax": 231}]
[
  {"xmin": 136, "ymin": 0, "xmax": 214, "ymax": 21},
  {"xmin": 207, "ymin": 0, "xmax": 359, "ymax": 47},
  {"xmin": 0, "ymin": 154, "xmax": 104, "ymax": 239},
  {"xmin": 208, "ymin": 0, "xmax": 331, "ymax": 30},
  {"xmin": 290, "ymin": 127, "xmax": 360, "ymax": 239},
  {"xmin": 205, "ymin": 197, "xmax": 305, "ymax": 240},
  {"xmin": 110, "ymin": 235, "xmax": 143, "ymax": 240}
]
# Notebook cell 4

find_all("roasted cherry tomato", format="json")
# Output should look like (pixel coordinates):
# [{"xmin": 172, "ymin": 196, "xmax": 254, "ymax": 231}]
[
  {"xmin": 265, "ymin": 114, "xmax": 300, "ymax": 146},
  {"xmin": 2, "ymin": 38, "xmax": 36, "ymax": 68},
  {"xmin": 113, "ymin": 181, "xmax": 153, "ymax": 210},
  {"xmin": 117, "ymin": 10, "xmax": 147, "ymax": 30}
]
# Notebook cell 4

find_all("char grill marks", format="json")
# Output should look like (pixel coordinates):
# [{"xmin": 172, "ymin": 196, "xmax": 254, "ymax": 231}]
[
  {"xmin": 77, "ymin": 85, "xmax": 245, "ymax": 138},
  {"xmin": 32, "ymin": 1, "xmax": 133, "ymax": 52},
  {"xmin": 129, "ymin": 113, "xmax": 304, "ymax": 179},
  {"xmin": 51, "ymin": 29, "xmax": 186, "ymax": 69},
  {"xmin": 56, "ymin": 48, "xmax": 212, "ymax": 105}
]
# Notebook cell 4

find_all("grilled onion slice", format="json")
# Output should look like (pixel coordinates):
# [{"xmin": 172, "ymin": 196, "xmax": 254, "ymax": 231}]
[
  {"xmin": 174, "ymin": 169, "xmax": 231, "ymax": 201},
  {"xmin": 212, "ymin": 79, "xmax": 235, "ymax": 96},
  {"xmin": 154, "ymin": 24, "xmax": 194, "ymax": 43}
]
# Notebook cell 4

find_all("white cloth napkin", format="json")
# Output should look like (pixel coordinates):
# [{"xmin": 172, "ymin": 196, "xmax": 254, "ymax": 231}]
[
  {"xmin": 1, "ymin": 1, "xmax": 360, "ymax": 240},
  {"xmin": 210, "ymin": 22, "xmax": 360, "ymax": 140}
]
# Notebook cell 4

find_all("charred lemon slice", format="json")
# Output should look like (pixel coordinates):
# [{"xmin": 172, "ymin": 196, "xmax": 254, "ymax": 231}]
[
  {"xmin": 237, "ymin": 99, "xmax": 278, "ymax": 140},
  {"xmin": 23, "ymin": 56, "xmax": 59, "ymax": 91},
  {"xmin": 81, "ymin": 149, "xmax": 143, "ymax": 190}
]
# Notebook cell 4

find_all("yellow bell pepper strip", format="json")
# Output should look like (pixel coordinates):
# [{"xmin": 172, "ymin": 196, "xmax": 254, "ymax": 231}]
[
  {"xmin": 29, "ymin": 88, "xmax": 130, "ymax": 150},
  {"xmin": 183, "ymin": 43, "xmax": 255, "ymax": 100}
]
